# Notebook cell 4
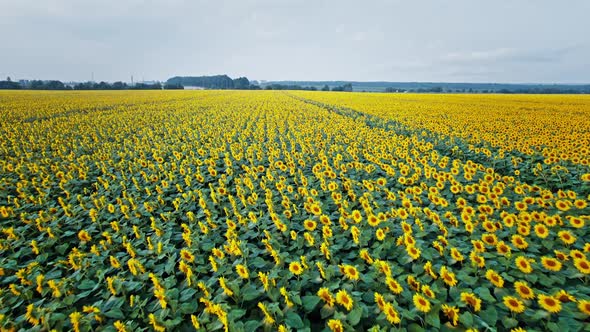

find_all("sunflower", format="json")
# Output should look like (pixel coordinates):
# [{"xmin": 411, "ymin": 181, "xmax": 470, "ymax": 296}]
[
  {"xmin": 413, "ymin": 293, "xmax": 431, "ymax": 313},
  {"xmin": 351, "ymin": 210, "xmax": 362, "ymax": 223},
  {"xmin": 317, "ymin": 288, "xmax": 335, "ymax": 307},
  {"xmin": 471, "ymin": 240, "xmax": 485, "ymax": 253},
  {"xmin": 541, "ymin": 257, "xmax": 562, "ymax": 272},
  {"xmin": 180, "ymin": 249, "xmax": 195, "ymax": 263},
  {"xmin": 258, "ymin": 302, "xmax": 274, "ymax": 325},
  {"xmin": 515, "ymin": 201, "xmax": 528, "ymax": 211},
  {"xmin": 503, "ymin": 296, "xmax": 525, "ymax": 313},
  {"xmin": 341, "ymin": 264, "xmax": 360, "ymax": 280},
  {"xmin": 367, "ymin": 214, "xmax": 380, "ymax": 227},
  {"xmin": 303, "ymin": 220, "xmax": 317, "ymax": 231},
  {"xmin": 440, "ymin": 266, "xmax": 458, "ymax": 287},
  {"xmin": 406, "ymin": 245, "xmax": 421, "ymax": 260},
  {"xmin": 538, "ymin": 294, "xmax": 561, "ymax": 313},
  {"xmin": 327, "ymin": 319, "xmax": 344, "ymax": 332},
  {"xmin": 407, "ymin": 275, "xmax": 421, "ymax": 291},
  {"xmin": 485, "ymin": 269, "xmax": 504, "ymax": 288},
  {"xmin": 385, "ymin": 277, "xmax": 403, "ymax": 294},
  {"xmin": 236, "ymin": 264, "xmax": 249, "ymax": 279},
  {"xmin": 570, "ymin": 249, "xmax": 586, "ymax": 260},
  {"xmin": 374, "ymin": 292, "xmax": 386, "ymax": 310},
  {"xmin": 383, "ymin": 302, "xmax": 401, "ymax": 324},
  {"xmin": 511, "ymin": 235, "xmax": 528, "ymax": 250},
  {"xmin": 219, "ymin": 277, "xmax": 233, "ymax": 297},
  {"xmin": 515, "ymin": 256, "xmax": 533, "ymax": 274},
  {"xmin": 110, "ymin": 256, "xmax": 121, "ymax": 269},
  {"xmin": 375, "ymin": 260, "xmax": 391, "ymax": 277},
  {"xmin": 554, "ymin": 290, "xmax": 576, "ymax": 303},
  {"xmin": 555, "ymin": 200, "xmax": 570, "ymax": 211},
  {"xmin": 421, "ymin": 285, "xmax": 435, "ymax": 298},
  {"xmin": 336, "ymin": 289, "xmax": 353, "ymax": 311},
  {"xmin": 574, "ymin": 199, "xmax": 588, "ymax": 209},
  {"xmin": 554, "ymin": 250, "xmax": 569, "ymax": 261},
  {"xmin": 578, "ymin": 300, "xmax": 590, "ymax": 315},
  {"xmin": 482, "ymin": 233, "xmax": 497, "ymax": 246},
  {"xmin": 451, "ymin": 248, "xmax": 464, "ymax": 262},
  {"xmin": 558, "ymin": 230, "xmax": 576, "ymax": 245},
  {"xmin": 423, "ymin": 261, "xmax": 438, "ymax": 279},
  {"xmin": 460, "ymin": 292, "xmax": 482, "ymax": 312},
  {"xmin": 310, "ymin": 203, "xmax": 322, "ymax": 216},
  {"xmin": 375, "ymin": 228, "xmax": 386, "ymax": 241},
  {"xmin": 514, "ymin": 281, "xmax": 535, "ymax": 300},
  {"xmin": 574, "ymin": 258, "xmax": 590, "ymax": 274},
  {"xmin": 289, "ymin": 262, "xmax": 303, "ymax": 276},
  {"xmin": 78, "ymin": 230, "xmax": 92, "ymax": 242},
  {"xmin": 441, "ymin": 304, "xmax": 459, "ymax": 326},
  {"xmin": 496, "ymin": 241, "xmax": 511, "ymax": 256},
  {"xmin": 320, "ymin": 215, "xmax": 331, "ymax": 226},
  {"xmin": 533, "ymin": 224, "xmax": 549, "ymax": 238}
]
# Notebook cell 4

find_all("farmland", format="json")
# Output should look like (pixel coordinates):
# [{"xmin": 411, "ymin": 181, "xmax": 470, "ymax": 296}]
[{"xmin": 1, "ymin": 90, "xmax": 589, "ymax": 331}]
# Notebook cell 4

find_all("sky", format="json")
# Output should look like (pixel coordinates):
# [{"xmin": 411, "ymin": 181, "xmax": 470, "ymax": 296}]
[{"xmin": 1, "ymin": 0, "xmax": 589, "ymax": 83}]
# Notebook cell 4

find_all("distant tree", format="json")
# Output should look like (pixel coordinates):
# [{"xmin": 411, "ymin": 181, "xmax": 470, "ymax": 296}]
[
  {"xmin": 112, "ymin": 81, "xmax": 127, "ymax": 90},
  {"xmin": 321, "ymin": 85, "xmax": 330, "ymax": 91},
  {"xmin": 0, "ymin": 80, "xmax": 21, "ymax": 89},
  {"xmin": 331, "ymin": 83, "xmax": 352, "ymax": 92},
  {"xmin": 232, "ymin": 77, "xmax": 250, "ymax": 90},
  {"xmin": 164, "ymin": 83, "xmax": 184, "ymax": 90},
  {"xmin": 6, "ymin": 76, "xmax": 11, "ymax": 82},
  {"xmin": 97, "ymin": 81, "xmax": 110, "ymax": 90}
]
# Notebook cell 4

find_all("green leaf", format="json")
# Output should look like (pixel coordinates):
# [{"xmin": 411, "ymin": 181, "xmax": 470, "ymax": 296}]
[
  {"xmin": 56, "ymin": 243, "xmax": 69, "ymax": 255},
  {"xmin": 530, "ymin": 310, "xmax": 550, "ymax": 321},
  {"xmin": 240, "ymin": 284, "xmax": 261, "ymax": 301},
  {"xmin": 244, "ymin": 320, "xmax": 262, "ymax": 331},
  {"xmin": 425, "ymin": 310, "xmax": 440, "ymax": 328},
  {"xmin": 302, "ymin": 295, "xmax": 321, "ymax": 312},
  {"xmin": 320, "ymin": 305, "xmax": 335, "ymax": 319},
  {"xmin": 104, "ymin": 308, "xmax": 125, "ymax": 319},
  {"xmin": 547, "ymin": 322, "xmax": 560, "ymax": 332},
  {"xmin": 285, "ymin": 311, "xmax": 304, "ymax": 329},
  {"xmin": 180, "ymin": 288, "xmax": 197, "ymax": 302},
  {"xmin": 474, "ymin": 287, "xmax": 495, "ymax": 302},
  {"xmin": 179, "ymin": 303, "xmax": 195, "ymax": 314},
  {"xmin": 459, "ymin": 311, "xmax": 473, "ymax": 327},
  {"xmin": 78, "ymin": 279, "xmax": 97, "ymax": 290},
  {"xmin": 479, "ymin": 306, "xmax": 498, "ymax": 326},
  {"xmin": 348, "ymin": 305, "xmax": 363, "ymax": 326},
  {"xmin": 251, "ymin": 257, "xmax": 267, "ymax": 269},
  {"xmin": 229, "ymin": 309, "xmax": 247, "ymax": 320},
  {"xmin": 501, "ymin": 316, "xmax": 518, "ymax": 329},
  {"xmin": 408, "ymin": 323, "xmax": 425, "ymax": 332}
]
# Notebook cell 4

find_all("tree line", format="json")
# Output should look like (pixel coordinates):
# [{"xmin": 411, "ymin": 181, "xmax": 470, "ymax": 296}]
[
  {"xmin": 0, "ymin": 77, "xmax": 183, "ymax": 90},
  {"xmin": 166, "ymin": 75, "xmax": 258, "ymax": 90}
]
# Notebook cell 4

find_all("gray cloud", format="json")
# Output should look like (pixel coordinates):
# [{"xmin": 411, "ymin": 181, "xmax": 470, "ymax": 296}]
[{"xmin": 1, "ymin": 0, "xmax": 589, "ymax": 83}]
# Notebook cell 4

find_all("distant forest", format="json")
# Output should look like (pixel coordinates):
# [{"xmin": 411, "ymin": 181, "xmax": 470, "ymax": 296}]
[
  {"xmin": 166, "ymin": 75, "xmax": 257, "ymax": 90},
  {"xmin": 262, "ymin": 81, "xmax": 590, "ymax": 94},
  {"xmin": 2, "ymin": 75, "xmax": 590, "ymax": 93},
  {"xmin": 166, "ymin": 76, "xmax": 355, "ymax": 91},
  {"xmin": 0, "ymin": 77, "xmax": 181, "ymax": 90}
]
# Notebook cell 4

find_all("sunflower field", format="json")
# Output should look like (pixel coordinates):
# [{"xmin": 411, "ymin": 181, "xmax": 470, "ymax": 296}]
[{"xmin": 0, "ymin": 90, "xmax": 589, "ymax": 332}]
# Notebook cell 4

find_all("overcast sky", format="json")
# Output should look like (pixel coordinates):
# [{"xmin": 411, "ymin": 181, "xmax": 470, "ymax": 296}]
[{"xmin": 1, "ymin": 0, "xmax": 589, "ymax": 83}]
